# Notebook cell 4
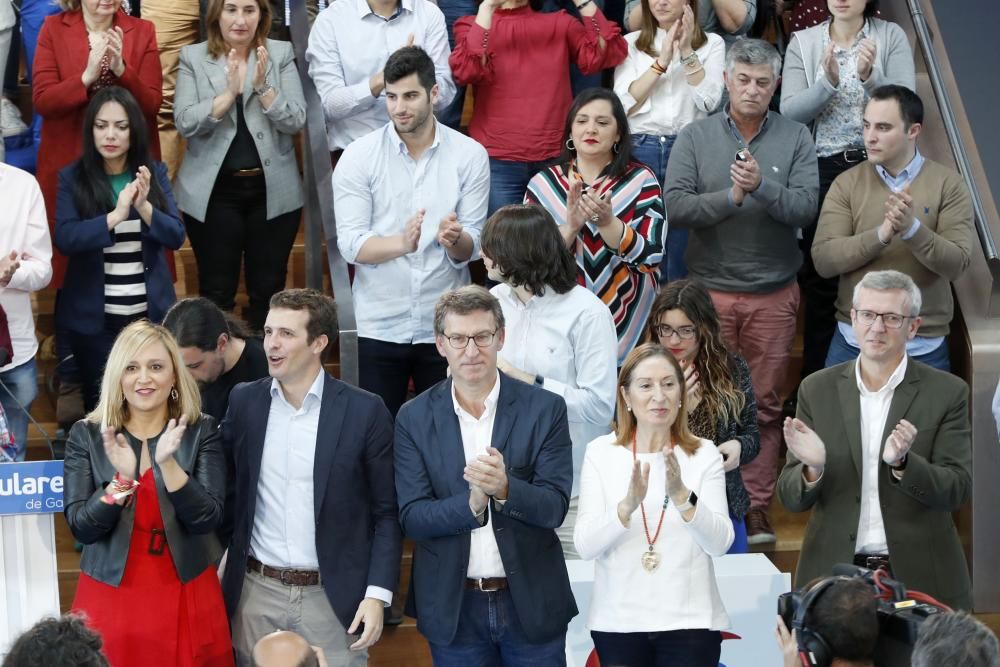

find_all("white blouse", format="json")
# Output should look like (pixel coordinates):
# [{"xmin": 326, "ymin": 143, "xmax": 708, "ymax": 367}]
[
  {"xmin": 614, "ymin": 30, "xmax": 725, "ymax": 137},
  {"xmin": 574, "ymin": 433, "xmax": 733, "ymax": 632}
]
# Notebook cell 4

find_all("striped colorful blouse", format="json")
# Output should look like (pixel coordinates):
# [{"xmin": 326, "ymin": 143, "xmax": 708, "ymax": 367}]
[{"xmin": 526, "ymin": 162, "xmax": 665, "ymax": 365}]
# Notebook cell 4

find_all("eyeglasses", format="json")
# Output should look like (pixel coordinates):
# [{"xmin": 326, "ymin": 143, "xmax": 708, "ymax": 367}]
[
  {"xmin": 854, "ymin": 310, "xmax": 910, "ymax": 329},
  {"xmin": 654, "ymin": 324, "xmax": 697, "ymax": 340},
  {"xmin": 442, "ymin": 330, "xmax": 498, "ymax": 349}
]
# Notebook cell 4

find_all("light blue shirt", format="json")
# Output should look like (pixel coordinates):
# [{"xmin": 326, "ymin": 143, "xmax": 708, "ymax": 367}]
[
  {"xmin": 305, "ymin": 0, "xmax": 456, "ymax": 150},
  {"xmin": 333, "ymin": 119, "xmax": 490, "ymax": 344}
]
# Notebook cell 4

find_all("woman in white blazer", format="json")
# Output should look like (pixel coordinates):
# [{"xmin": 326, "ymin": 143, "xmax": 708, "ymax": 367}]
[
  {"xmin": 174, "ymin": 0, "xmax": 305, "ymax": 331},
  {"xmin": 779, "ymin": 0, "xmax": 915, "ymax": 380},
  {"xmin": 575, "ymin": 342, "xmax": 733, "ymax": 666}
]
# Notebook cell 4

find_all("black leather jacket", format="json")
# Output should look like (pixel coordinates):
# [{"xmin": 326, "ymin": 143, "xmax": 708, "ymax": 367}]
[{"xmin": 63, "ymin": 415, "xmax": 225, "ymax": 586}]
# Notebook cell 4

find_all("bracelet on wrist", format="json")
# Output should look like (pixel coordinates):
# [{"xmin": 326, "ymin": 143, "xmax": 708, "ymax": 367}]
[
  {"xmin": 650, "ymin": 59, "xmax": 666, "ymax": 75},
  {"xmin": 680, "ymin": 51, "xmax": 699, "ymax": 66},
  {"xmin": 575, "ymin": 0, "xmax": 593, "ymax": 9}
]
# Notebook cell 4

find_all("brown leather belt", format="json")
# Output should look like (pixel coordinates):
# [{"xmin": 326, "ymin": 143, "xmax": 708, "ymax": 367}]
[
  {"xmin": 247, "ymin": 556, "xmax": 320, "ymax": 586},
  {"xmin": 854, "ymin": 553, "xmax": 892, "ymax": 573},
  {"xmin": 465, "ymin": 577, "xmax": 508, "ymax": 592}
]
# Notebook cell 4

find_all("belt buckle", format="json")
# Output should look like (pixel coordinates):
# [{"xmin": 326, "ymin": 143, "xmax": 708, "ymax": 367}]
[
  {"xmin": 279, "ymin": 568, "xmax": 299, "ymax": 586},
  {"xmin": 844, "ymin": 148, "xmax": 866, "ymax": 164},
  {"xmin": 148, "ymin": 528, "xmax": 167, "ymax": 556},
  {"xmin": 475, "ymin": 578, "xmax": 500, "ymax": 592}
]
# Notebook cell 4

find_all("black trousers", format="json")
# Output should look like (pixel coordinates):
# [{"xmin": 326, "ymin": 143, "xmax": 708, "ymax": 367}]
[
  {"xmin": 184, "ymin": 172, "xmax": 301, "ymax": 332},
  {"xmin": 799, "ymin": 152, "xmax": 865, "ymax": 379},
  {"xmin": 591, "ymin": 629, "xmax": 722, "ymax": 667},
  {"xmin": 357, "ymin": 338, "xmax": 448, "ymax": 417}
]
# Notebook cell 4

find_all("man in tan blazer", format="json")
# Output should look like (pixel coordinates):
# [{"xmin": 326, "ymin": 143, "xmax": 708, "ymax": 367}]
[{"xmin": 777, "ymin": 269, "xmax": 972, "ymax": 609}]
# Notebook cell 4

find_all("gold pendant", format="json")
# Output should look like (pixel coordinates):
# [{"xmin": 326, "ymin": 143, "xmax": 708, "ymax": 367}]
[{"xmin": 641, "ymin": 548, "xmax": 661, "ymax": 572}]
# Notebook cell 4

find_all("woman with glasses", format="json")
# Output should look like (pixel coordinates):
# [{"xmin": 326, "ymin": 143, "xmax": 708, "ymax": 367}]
[
  {"xmin": 780, "ymin": 0, "xmax": 914, "ymax": 380},
  {"xmin": 574, "ymin": 342, "xmax": 733, "ymax": 665},
  {"xmin": 525, "ymin": 88, "xmax": 665, "ymax": 366},
  {"xmin": 644, "ymin": 279, "xmax": 759, "ymax": 552}
]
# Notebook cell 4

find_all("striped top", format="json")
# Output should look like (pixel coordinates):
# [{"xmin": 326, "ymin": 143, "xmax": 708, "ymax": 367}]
[
  {"xmin": 104, "ymin": 173, "xmax": 147, "ymax": 317},
  {"xmin": 526, "ymin": 163, "xmax": 665, "ymax": 365}
]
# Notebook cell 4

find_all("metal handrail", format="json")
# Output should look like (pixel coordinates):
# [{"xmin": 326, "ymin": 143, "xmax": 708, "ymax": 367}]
[
  {"xmin": 287, "ymin": 0, "xmax": 360, "ymax": 385},
  {"xmin": 907, "ymin": 0, "xmax": 1000, "ymax": 268}
]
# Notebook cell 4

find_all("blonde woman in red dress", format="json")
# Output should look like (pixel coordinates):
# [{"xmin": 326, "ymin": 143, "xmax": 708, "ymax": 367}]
[{"xmin": 64, "ymin": 321, "xmax": 233, "ymax": 667}]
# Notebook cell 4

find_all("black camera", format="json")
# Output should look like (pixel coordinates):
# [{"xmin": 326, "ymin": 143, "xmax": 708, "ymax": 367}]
[{"xmin": 777, "ymin": 564, "xmax": 944, "ymax": 667}]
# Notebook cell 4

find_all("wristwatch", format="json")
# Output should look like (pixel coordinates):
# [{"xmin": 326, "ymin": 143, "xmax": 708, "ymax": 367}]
[
  {"xmin": 534, "ymin": 374, "xmax": 544, "ymax": 387},
  {"xmin": 675, "ymin": 491, "xmax": 698, "ymax": 512}
]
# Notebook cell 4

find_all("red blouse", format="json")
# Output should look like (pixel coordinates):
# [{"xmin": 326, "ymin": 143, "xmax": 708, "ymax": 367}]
[
  {"xmin": 32, "ymin": 10, "xmax": 163, "ymax": 289},
  {"xmin": 450, "ymin": 5, "xmax": 627, "ymax": 163}
]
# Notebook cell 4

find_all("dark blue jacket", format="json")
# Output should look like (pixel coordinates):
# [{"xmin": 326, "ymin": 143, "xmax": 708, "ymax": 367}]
[
  {"xmin": 219, "ymin": 374, "xmax": 403, "ymax": 630},
  {"xmin": 394, "ymin": 372, "xmax": 579, "ymax": 645},
  {"xmin": 54, "ymin": 160, "xmax": 184, "ymax": 334}
]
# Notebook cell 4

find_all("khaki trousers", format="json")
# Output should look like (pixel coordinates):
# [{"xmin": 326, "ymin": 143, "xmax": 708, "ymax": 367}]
[{"xmin": 231, "ymin": 569, "xmax": 367, "ymax": 667}]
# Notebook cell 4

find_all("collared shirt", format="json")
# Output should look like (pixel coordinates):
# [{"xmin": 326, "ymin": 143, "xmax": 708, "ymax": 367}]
[
  {"xmin": 838, "ymin": 149, "xmax": 943, "ymax": 355},
  {"xmin": 452, "ymin": 372, "xmax": 506, "ymax": 579},
  {"xmin": 251, "ymin": 369, "xmax": 325, "ymax": 569},
  {"xmin": 613, "ymin": 31, "xmax": 725, "ymax": 137},
  {"xmin": 333, "ymin": 120, "xmax": 489, "ymax": 343},
  {"xmin": 251, "ymin": 369, "xmax": 392, "ymax": 604},
  {"xmin": 855, "ymin": 354, "xmax": 908, "ymax": 555},
  {"xmin": 814, "ymin": 19, "xmax": 870, "ymax": 157},
  {"xmin": 305, "ymin": 0, "xmax": 456, "ymax": 151},
  {"xmin": 491, "ymin": 283, "xmax": 617, "ymax": 496},
  {"xmin": 0, "ymin": 163, "xmax": 53, "ymax": 372}
]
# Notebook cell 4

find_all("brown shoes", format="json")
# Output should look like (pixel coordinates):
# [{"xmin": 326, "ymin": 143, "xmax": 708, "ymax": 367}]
[{"xmin": 746, "ymin": 508, "xmax": 777, "ymax": 545}]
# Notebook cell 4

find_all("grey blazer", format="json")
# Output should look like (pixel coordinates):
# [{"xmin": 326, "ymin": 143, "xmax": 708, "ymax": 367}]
[
  {"xmin": 174, "ymin": 39, "xmax": 305, "ymax": 222},
  {"xmin": 780, "ymin": 18, "xmax": 916, "ymax": 128}
]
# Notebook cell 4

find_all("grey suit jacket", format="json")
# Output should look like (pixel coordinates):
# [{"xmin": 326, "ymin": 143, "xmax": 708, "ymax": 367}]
[
  {"xmin": 777, "ymin": 358, "xmax": 973, "ymax": 609},
  {"xmin": 174, "ymin": 38, "xmax": 305, "ymax": 222}
]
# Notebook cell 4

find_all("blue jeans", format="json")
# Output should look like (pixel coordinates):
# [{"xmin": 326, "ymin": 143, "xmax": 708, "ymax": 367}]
[
  {"xmin": 20, "ymin": 0, "xmax": 60, "ymax": 147},
  {"xmin": 632, "ymin": 133, "xmax": 686, "ymax": 283},
  {"xmin": 824, "ymin": 327, "xmax": 951, "ymax": 372},
  {"xmin": 437, "ymin": 0, "xmax": 477, "ymax": 129},
  {"xmin": 0, "ymin": 358, "xmax": 39, "ymax": 461},
  {"xmin": 428, "ymin": 589, "xmax": 567, "ymax": 667},
  {"xmin": 489, "ymin": 158, "xmax": 552, "ymax": 216},
  {"xmin": 591, "ymin": 629, "xmax": 722, "ymax": 667}
]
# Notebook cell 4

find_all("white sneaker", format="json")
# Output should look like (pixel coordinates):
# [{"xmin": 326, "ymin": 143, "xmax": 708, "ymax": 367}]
[{"xmin": 1, "ymin": 98, "xmax": 29, "ymax": 138}]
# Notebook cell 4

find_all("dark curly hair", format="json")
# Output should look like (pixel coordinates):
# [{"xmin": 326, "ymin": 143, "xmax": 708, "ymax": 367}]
[
  {"xmin": 481, "ymin": 204, "xmax": 577, "ymax": 296},
  {"xmin": 2, "ymin": 614, "xmax": 109, "ymax": 667}
]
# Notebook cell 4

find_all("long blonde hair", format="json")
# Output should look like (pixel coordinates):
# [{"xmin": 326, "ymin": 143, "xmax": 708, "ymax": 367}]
[
  {"xmin": 612, "ymin": 343, "xmax": 700, "ymax": 456},
  {"xmin": 636, "ymin": 0, "xmax": 708, "ymax": 59},
  {"xmin": 87, "ymin": 320, "xmax": 202, "ymax": 430}
]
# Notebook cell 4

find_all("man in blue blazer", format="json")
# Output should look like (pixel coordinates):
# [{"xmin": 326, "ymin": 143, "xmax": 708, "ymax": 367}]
[
  {"xmin": 221, "ymin": 289, "xmax": 401, "ymax": 667},
  {"xmin": 394, "ymin": 285, "xmax": 578, "ymax": 665}
]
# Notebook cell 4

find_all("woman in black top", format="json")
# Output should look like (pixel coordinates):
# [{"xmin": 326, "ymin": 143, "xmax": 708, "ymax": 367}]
[{"xmin": 645, "ymin": 278, "xmax": 760, "ymax": 553}]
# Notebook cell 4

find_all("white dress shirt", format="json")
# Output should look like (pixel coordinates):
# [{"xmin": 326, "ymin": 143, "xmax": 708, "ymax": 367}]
[
  {"xmin": 452, "ymin": 373, "xmax": 507, "ymax": 579},
  {"xmin": 574, "ymin": 434, "xmax": 733, "ymax": 632},
  {"xmin": 251, "ymin": 368, "xmax": 393, "ymax": 604},
  {"xmin": 0, "ymin": 164, "xmax": 53, "ymax": 372},
  {"xmin": 306, "ymin": 0, "xmax": 456, "ymax": 150},
  {"xmin": 491, "ymin": 283, "xmax": 617, "ymax": 496},
  {"xmin": 333, "ymin": 120, "xmax": 489, "ymax": 344},
  {"xmin": 854, "ymin": 354, "xmax": 908, "ymax": 555},
  {"xmin": 613, "ymin": 31, "xmax": 725, "ymax": 137}
]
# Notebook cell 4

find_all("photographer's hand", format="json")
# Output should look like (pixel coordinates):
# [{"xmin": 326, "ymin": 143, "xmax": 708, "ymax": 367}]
[{"xmin": 775, "ymin": 616, "xmax": 799, "ymax": 667}]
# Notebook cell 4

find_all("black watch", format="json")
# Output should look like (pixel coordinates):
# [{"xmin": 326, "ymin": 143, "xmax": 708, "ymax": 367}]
[{"xmin": 534, "ymin": 374, "xmax": 544, "ymax": 387}]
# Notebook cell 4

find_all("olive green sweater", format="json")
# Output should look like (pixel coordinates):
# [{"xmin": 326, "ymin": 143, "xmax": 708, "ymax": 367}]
[{"xmin": 812, "ymin": 159, "xmax": 973, "ymax": 337}]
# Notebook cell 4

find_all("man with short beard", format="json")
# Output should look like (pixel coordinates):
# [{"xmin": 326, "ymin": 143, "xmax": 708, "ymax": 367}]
[{"xmin": 333, "ymin": 46, "xmax": 489, "ymax": 418}]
